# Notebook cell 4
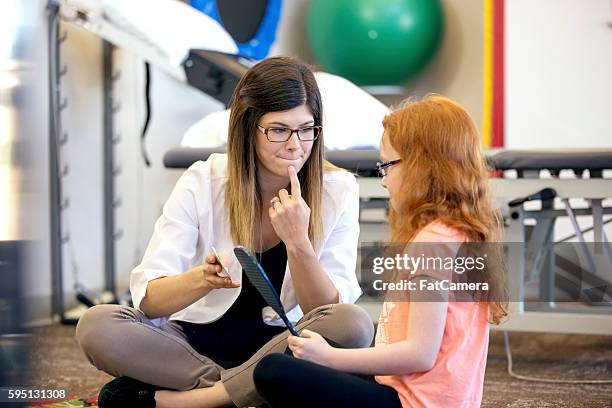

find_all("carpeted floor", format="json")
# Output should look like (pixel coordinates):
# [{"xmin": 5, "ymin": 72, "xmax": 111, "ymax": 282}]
[{"xmin": 24, "ymin": 325, "xmax": 612, "ymax": 407}]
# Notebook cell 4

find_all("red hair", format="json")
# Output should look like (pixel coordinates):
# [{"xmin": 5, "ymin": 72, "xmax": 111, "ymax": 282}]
[{"xmin": 384, "ymin": 95, "xmax": 507, "ymax": 324}]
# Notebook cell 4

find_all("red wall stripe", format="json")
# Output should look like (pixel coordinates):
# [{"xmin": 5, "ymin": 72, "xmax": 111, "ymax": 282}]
[{"xmin": 491, "ymin": 0, "xmax": 505, "ymax": 147}]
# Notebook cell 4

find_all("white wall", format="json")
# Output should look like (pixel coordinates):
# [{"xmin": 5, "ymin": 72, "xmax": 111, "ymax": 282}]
[
  {"xmin": 57, "ymin": 23, "xmax": 105, "ymax": 301},
  {"xmin": 112, "ymin": 51, "xmax": 223, "ymax": 291},
  {"xmin": 506, "ymin": 0, "xmax": 612, "ymax": 148},
  {"xmin": 58, "ymin": 31, "xmax": 223, "ymax": 297},
  {"xmin": 24, "ymin": 13, "xmax": 222, "ymax": 320},
  {"xmin": 505, "ymin": 0, "xmax": 612, "ymax": 242}
]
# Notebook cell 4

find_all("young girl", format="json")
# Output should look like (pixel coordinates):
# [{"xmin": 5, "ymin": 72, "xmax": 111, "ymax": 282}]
[{"xmin": 253, "ymin": 95, "xmax": 507, "ymax": 408}]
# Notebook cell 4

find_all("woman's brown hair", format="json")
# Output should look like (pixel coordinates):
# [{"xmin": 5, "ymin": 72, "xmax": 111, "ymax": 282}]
[
  {"xmin": 225, "ymin": 56, "xmax": 326, "ymax": 251},
  {"xmin": 384, "ymin": 94, "xmax": 507, "ymax": 324}
]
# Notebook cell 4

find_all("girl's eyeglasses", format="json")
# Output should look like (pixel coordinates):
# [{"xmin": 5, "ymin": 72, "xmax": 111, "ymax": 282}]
[{"xmin": 376, "ymin": 159, "xmax": 401, "ymax": 177}]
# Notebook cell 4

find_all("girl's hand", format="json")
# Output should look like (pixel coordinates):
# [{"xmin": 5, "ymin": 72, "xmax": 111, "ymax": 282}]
[
  {"xmin": 269, "ymin": 166, "xmax": 311, "ymax": 250},
  {"xmin": 198, "ymin": 253, "xmax": 240, "ymax": 290},
  {"xmin": 287, "ymin": 329, "xmax": 335, "ymax": 367}
]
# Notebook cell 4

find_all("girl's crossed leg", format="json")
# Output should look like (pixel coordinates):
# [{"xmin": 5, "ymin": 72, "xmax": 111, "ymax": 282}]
[{"xmin": 253, "ymin": 353, "xmax": 403, "ymax": 408}]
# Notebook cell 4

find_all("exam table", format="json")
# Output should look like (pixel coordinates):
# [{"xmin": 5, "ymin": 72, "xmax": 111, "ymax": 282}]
[{"xmin": 163, "ymin": 147, "xmax": 612, "ymax": 335}]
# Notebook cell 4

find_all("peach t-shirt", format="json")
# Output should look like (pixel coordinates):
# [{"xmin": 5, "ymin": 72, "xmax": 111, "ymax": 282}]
[{"xmin": 375, "ymin": 221, "xmax": 490, "ymax": 408}]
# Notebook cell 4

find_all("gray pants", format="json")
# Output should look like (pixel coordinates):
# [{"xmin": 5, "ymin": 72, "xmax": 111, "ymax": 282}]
[{"xmin": 75, "ymin": 303, "xmax": 374, "ymax": 407}]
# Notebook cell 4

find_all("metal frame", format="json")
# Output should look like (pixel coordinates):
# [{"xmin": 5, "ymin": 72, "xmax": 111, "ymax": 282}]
[
  {"xmin": 356, "ymin": 175, "xmax": 612, "ymax": 335},
  {"xmin": 103, "ymin": 41, "xmax": 118, "ymax": 295},
  {"xmin": 47, "ymin": 2, "xmax": 119, "ymax": 322},
  {"xmin": 47, "ymin": 1, "xmax": 65, "ymax": 320}
]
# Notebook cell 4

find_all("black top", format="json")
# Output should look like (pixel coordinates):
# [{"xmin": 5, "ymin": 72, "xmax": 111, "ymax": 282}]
[{"xmin": 177, "ymin": 241, "xmax": 288, "ymax": 369}]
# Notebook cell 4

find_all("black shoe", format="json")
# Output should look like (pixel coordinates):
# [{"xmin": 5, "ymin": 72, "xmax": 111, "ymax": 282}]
[{"xmin": 98, "ymin": 376, "xmax": 158, "ymax": 408}]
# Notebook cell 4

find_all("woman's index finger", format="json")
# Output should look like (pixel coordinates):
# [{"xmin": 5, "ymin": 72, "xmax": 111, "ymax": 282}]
[{"xmin": 288, "ymin": 166, "xmax": 301, "ymax": 198}]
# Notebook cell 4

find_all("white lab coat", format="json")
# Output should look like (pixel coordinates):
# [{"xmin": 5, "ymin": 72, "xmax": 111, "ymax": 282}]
[{"xmin": 130, "ymin": 153, "xmax": 362, "ymax": 326}]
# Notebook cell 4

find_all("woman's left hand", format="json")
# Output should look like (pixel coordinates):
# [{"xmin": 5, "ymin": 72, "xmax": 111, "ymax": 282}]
[
  {"xmin": 287, "ymin": 329, "xmax": 335, "ymax": 367},
  {"xmin": 269, "ymin": 166, "xmax": 311, "ymax": 249}
]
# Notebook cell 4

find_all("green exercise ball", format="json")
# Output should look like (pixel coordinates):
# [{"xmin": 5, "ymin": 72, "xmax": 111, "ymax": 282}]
[{"xmin": 307, "ymin": 0, "xmax": 444, "ymax": 85}]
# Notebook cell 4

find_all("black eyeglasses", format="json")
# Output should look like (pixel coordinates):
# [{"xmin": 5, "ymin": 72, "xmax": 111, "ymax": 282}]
[
  {"xmin": 257, "ymin": 124, "xmax": 322, "ymax": 142},
  {"xmin": 376, "ymin": 159, "xmax": 401, "ymax": 177}
]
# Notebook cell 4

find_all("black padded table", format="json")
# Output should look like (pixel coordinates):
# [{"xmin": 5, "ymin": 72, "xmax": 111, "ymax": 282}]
[
  {"xmin": 163, "ymin": 147, "xmax": 612, "ymax": 176},
  {"xmin": 164, "ymin": 147, "xmax": 226, "ymax": 168},
  {"xmin": 489, "ymin": 149, "xmax": 612, "ymax": 173},
  {"xmin": 163, "ymin": 147, "xmax": 381, "ymax": 176}
]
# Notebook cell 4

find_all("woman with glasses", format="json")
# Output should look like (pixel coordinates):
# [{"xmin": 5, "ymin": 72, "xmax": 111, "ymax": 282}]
[{"xmin": 76, "ymin": 57, "xmax": 372, "ymax": 408}]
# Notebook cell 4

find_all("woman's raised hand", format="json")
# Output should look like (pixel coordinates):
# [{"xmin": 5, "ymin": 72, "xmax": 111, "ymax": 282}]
[{"xmin": 269, "ymin": 166, "xmax": 311, "ymax": 250}]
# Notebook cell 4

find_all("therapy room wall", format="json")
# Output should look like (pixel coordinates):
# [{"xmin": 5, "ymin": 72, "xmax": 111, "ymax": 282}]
[
  {"xmin": 27, "ymin": 0, "xmax": 489, "ymax": 323},
  {"xmin": 116, "ymin": 0, "xmax": 488, "ymax": 301},
  {"xmin": 505, "ymin": 0, "xmax": 612, "ymax": 149},
  {"xmin": 505, "ymin": 0, "xmax": 612, "ymax": 241},
  {"xmin": 25, "ymin": 9, "xmax": 224, "ymax": 322},
  {"xmin": 33, "ymin": 0, "xmax": 611, "ymax": 322},
  {"xmin": 270, "ymin": 0, "xmax": 485, "ymax": 132}
]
